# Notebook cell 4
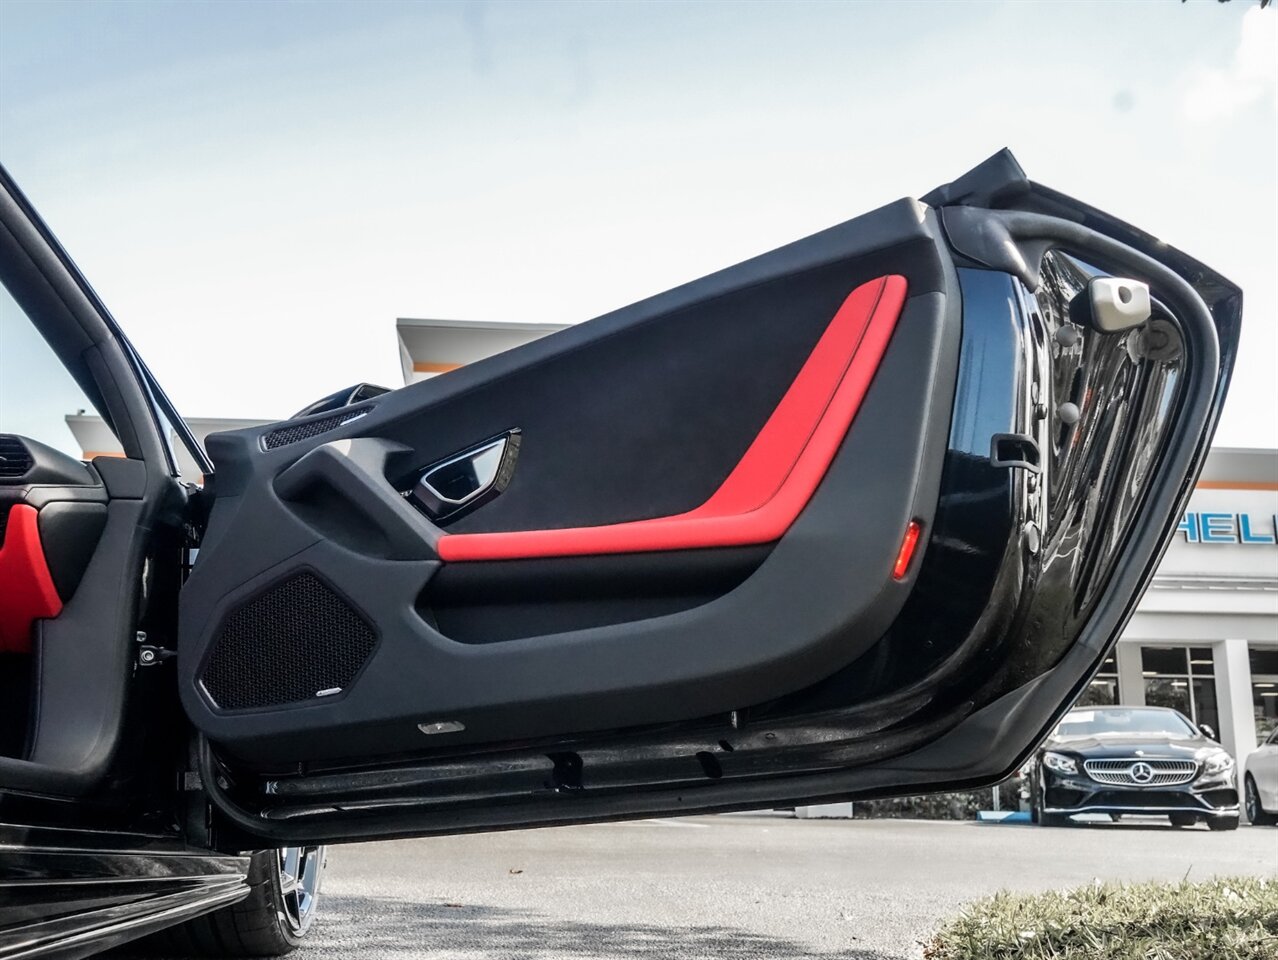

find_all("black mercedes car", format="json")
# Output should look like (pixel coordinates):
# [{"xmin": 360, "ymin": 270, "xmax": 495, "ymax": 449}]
[
  {"xmin": 0, "ymin": 149, "xmax": 1242, "ymax": 957},
  {"xmin": 1026, "ymin": 706, "xmax": 1240, "ymax": 829}
]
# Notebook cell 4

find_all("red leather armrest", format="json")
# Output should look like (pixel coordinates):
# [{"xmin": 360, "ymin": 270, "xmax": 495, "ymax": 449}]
[{"xmin": 438, "ymin": 274, "xmax": 908, "ymax": 562}]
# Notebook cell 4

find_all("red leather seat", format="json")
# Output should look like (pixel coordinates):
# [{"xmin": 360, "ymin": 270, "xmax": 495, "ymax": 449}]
[{"xmin": 0, "ymin": 505, "xmax": 63, "ymax": 653}]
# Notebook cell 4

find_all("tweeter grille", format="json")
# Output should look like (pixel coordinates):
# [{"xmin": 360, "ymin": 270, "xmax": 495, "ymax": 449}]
[
  {"xmin": 262, "ymin": 409, "xmax": 371, "ymax": 450},
  {"xmin": 201, "ymin": 571, "xmax": 377, "ymax": 710}
]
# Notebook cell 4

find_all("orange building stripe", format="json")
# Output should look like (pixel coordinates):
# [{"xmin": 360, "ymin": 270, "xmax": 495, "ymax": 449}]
[{"xmin": 413, "ymin": 361, "xmax": 462, "ymax": 373}]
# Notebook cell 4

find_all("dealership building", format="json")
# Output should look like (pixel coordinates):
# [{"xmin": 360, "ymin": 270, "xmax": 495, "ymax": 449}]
[{"xmin": 67, "ymin": 317, "xmax": 1278, "ymax": 792}]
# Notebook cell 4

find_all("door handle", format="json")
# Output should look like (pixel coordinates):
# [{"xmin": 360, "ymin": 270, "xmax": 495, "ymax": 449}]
[{"xmin": 411, "ymin": 432, "xmax": 520, "ymax": 522}]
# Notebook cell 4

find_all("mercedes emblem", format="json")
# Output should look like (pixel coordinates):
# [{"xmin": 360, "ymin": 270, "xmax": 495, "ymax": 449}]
[{"xmin": 1129, "ymin": 761, "xmax": 1155, "ymax": 784}]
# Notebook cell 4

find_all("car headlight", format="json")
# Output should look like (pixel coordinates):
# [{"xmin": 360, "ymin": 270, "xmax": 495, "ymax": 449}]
[
  {"xmin": 1203, "ymin": 752, "xmax": 1235, "ymax": 777},
  {"xmin": 1043, "ymin": 751, "xmax": 1078, "ymax": 775}
]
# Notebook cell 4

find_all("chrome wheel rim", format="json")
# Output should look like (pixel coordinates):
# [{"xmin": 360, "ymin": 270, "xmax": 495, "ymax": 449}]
[
  {"xmin": 277, "ymin": 845, "xmax": 324, "ymax": 935},
  {"xmin": 1245, "ymin": 779, "xmax": 1259, "ymax": 823}
]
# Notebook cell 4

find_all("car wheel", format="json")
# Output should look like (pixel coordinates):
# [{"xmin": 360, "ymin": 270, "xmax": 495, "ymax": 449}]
[
  {"xmin": 1038, "ymin": 812, "xmax": 1069, "ymax": 827},
  {"xmin": 1169, "ymin": 813, "xmax": 1197, "ymax": 828},
  {"xmin": 1207, "ymin": 815, "xmax": 1240, "ymax": 832},
  {"xmin": 149, "ymin": 845, "xmax": 326, "ymax": 956},
  {"xmin": 1245, "ymin": 775, "xmax": 1277, "ymax": 826}
]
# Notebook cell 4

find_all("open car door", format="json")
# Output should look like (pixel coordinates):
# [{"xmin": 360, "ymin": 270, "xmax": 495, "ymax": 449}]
[{"xmin": 177, "ymin": 150, "xmax": 1241, "ymax": 846}]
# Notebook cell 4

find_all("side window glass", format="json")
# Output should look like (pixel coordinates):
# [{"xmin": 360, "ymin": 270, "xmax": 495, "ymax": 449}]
[{"xmin": 0, "ymin": 280, "xmax": 116, "ymax": 461}]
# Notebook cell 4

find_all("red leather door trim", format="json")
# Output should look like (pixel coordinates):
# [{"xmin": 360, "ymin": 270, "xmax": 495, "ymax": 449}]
[
  {"xmin": 0, "ymin": 504, "xmax": 64, "ymax": 653},
  {"xmin": 437, "ymin": 274, "xmax": 908, "ymax": 562}
]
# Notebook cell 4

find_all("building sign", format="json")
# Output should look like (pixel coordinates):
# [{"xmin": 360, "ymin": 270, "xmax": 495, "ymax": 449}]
[
  {"xmin": 1176, "ymin": 512, "xmax": 1277, "ymax": 545},
  {"xmin": 1159, "ymin": 486, "xmax": 1278, "ymax": 581}
]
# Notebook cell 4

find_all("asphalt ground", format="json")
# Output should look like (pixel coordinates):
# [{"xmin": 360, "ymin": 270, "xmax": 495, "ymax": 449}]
[{"xmin": 282, "ymin": 814, "xmax": 1278, "ymax": 960}]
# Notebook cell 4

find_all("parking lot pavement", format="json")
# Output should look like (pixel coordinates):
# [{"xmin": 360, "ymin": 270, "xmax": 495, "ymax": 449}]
[{"xmin": 291, "ymin": 815, "xmax": 1277, "ymax": 960}]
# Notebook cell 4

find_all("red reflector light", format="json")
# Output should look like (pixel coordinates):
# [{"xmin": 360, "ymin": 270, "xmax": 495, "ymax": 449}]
[{"xmin": 893, "ymin": 520, "xmax": 923, "ymax": 580}]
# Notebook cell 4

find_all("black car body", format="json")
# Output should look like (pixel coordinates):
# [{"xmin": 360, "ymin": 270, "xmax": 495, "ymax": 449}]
[
  {"xmin": 0, "ymin": 149, "xmax": 1243, "ymax": 957},
  {"xmin": 1027, "ymin": 706, "xmax": 1240, "ymax": 828}
]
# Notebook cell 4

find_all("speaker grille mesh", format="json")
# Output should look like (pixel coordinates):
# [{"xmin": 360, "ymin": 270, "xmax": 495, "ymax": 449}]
[{"xmin": 202, "ymin": 572, "xmax": 377, "ymax": 710}]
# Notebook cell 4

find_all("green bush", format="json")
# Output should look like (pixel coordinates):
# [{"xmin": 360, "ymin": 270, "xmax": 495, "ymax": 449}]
[{"xmin": 923, "ymin": 876, "xmax": 1278, "ymax": 960}]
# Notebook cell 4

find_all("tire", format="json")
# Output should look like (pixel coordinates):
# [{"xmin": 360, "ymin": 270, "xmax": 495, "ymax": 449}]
[
  {"xmin": 1245, "ymin": 775, "xmax": 1277, "ymax": 826},
  {"xmin": 150, "ymin": 846, "xmax": 325, "ymax": 956},
  {"xmin": 1029, "ymin": 778, "xmax": 1066, "ymax": 826},
  {"xmin": 1207, "ymin": 815, "xmax": 1240, "ymax": 832},
  {"xmin": 1169, "ymin": 813, "xmax": 1197, "ymax": 828}
]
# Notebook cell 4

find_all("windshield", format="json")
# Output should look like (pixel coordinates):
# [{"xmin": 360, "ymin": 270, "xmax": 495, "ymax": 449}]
[{"xmin": 1054, "ymin": 708, "xmax": 1197, "ymax": 739}]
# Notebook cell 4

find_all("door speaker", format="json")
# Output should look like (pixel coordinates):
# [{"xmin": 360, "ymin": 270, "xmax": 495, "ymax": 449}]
[{"xmin": 200, "ymin": 571, "xmax": 377, "ymax": 711}]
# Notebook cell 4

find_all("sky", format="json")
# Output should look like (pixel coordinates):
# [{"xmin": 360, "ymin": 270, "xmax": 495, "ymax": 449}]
[{"xmin": 0, "ymin": 0, "xmax": 1275, "ymax": 451}]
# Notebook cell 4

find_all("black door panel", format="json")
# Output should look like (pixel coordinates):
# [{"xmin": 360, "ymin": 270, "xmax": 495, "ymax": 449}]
[
  {"xmin": 0, "ymin": 152, "xmax": 1236, "ymax": 858},
  {"xmin": 171, "ymin": 150, "xmax": 1240, "ymax": 847},
  {"xmin": 179, "ymin": 203, "xmax": 958, "ymax": 764}
]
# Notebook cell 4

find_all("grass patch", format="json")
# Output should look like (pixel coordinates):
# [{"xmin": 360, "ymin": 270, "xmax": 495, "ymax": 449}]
[{"xmin": 923, "ymin": 876, "xmax": 1278, "ymax": 960}]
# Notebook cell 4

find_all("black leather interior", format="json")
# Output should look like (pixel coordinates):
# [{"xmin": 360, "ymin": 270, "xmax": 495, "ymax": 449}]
[{"xmin": 179, "ymin": 197, "xmax": 961, "ymax": 767}]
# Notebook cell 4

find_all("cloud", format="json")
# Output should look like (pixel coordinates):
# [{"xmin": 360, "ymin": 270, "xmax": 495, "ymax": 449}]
[{"xmin": 1183, "ymin": 7, "xmax": 1277, "ymax": 123}]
